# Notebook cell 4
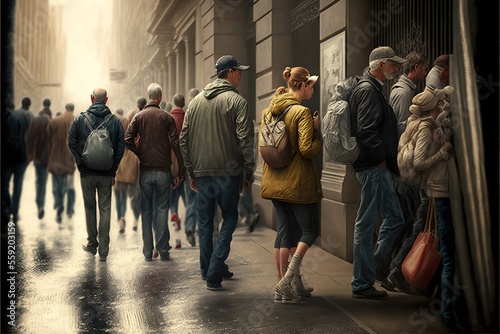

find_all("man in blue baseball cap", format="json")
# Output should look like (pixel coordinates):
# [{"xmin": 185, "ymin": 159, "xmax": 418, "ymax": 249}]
[{"xmin": 180, "ymin": 55, "xmax": 254, "ymax": 290}]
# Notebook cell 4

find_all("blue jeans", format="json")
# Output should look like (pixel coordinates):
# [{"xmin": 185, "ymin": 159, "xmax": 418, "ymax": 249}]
[
  {"xmin": 140, "ymin": 170, "xmax": 171, "ymax": 259},
  {"xmin": 184, "ymin": 179, "xmax": 197, "ymax": 234},
  {"xmin": 52, "ymin": 173, "xmax": 75, "ymax": 217},
  {"xmin": 169, "ymin": 178, "xmax": 185, "ymax": 217},
  {"xmin": 34, "ymin": 163, "xmax": 49, "ymax": 211},
  {"xmin": 196, "ymin": 176, "xmax": 240, "ymax": 284},
  {"xmin": 81, "ymin": 175, "xmax": 112, "ymax": 258},
  {"xmin": 5, "ymin": 162, "xmax": 28, "ymax": 221},
  {"xmin": 435, "ymin": 197, "xmax": 456, "ymax": 324},
  {"xmin": 352, "ymin": 167, "xmax": 404, "ymax": 292}
]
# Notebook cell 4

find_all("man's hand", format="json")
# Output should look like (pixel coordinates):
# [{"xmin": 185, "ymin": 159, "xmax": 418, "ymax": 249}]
[
  {"xmin": 243, "ymin": 178, "xmax": 253, "ymax": 191},
  {"xmin": 173, "ymin": 175, "xmax": 184, "ymax": 189},
  {"xmin": 190, "ymin": 178, "xmax": 197, "ymax": 191}
]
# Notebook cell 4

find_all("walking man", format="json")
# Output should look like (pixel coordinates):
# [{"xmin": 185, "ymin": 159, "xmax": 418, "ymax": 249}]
[
  {"xmin": 125, "ymin": 83, "xmax": 185, "ymax": 261},
  {"xmin": 349, "ymin": 47, "xmax": 405, "ymax": 299},
  {"xmin": 27, "ymin": 98, "xmax": 52, "ymax": 219},
  {"xmin": 68, "ymin": 88, "xmax": 125, "ymax": 261},
  {"xmin": 6, "ymin": 97, "xmax": 34, "ymax": 223},
  {"xmin": 180, "ymin": 55, "xmax": 255, "ymax": 290},
  {"xmin": 47, "ymin": 103, "xmax": 76, "ymax": 222}
]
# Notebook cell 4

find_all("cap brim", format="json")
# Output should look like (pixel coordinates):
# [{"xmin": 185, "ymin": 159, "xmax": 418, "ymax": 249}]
[
  {"xmin": 389, "ymin": 56, "xmax": 405, "ymax": 64},
  {"xmin": 307, "ymin": 75, "xmax": 318, "ymax": 84},
  {"xmin": 235, "ymin": 65, "xmax": 250, "ymax": 71}
]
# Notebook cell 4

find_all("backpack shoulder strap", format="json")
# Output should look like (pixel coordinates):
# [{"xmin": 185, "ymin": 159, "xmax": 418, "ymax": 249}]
[
  {"xmin": 264, "ymin": 104, "xmax": 296, "ymax": 125},
  {"xmin": 99, "ymin": 113, "xmax": 114, "ymax": 129},
  {"xmin": 83, "ymin": 112, "xmax": 95, "ymax": 132}
]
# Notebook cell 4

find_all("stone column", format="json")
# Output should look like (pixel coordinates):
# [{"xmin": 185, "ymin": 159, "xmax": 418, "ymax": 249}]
[
  {"xmin": 167, "ymin": 52, "xmax": 175, "ymax": 102},
  {"xmin": 175, "ymin": 42, "xmax": 185, "ymax": 97},
  {"xmin": 252, "ymin": 0, "xmax": 292, "ymax": 230},
  {"xmin": 184, "ymin": 34, "xmax": 195, "ymax": 96}
]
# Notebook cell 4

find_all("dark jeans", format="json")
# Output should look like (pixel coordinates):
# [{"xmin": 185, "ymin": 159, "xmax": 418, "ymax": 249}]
[
  {"xmin": 435, "ymin": 197, "xmax": 456, "ymax": 324},
  {"xmin": 34, "ymin": 162, "xmax": 49, "ymax": 211},
  {"xmin": 352, "ymin": 168, "xmax": 404, "ymax": 292},
  {"xmin": 390, "ymin": 189, "xmax": 429, "ymax": 272},
  {"xmin": 81, "ymin": 175, "xmax": 112, "ymax": 258},
  {"xmin": 196, "ymin": 176, "xmax": 240, "ymax": 284},
  {"xmin": 4, "ymin": 162, "xmax": 28, "ymax": 221},
  {"xmin": 184, "ymin": 180, "xmax": 197, "ymax": 235}
]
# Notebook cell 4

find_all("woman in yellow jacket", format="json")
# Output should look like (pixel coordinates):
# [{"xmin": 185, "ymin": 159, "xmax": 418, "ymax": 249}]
[{"xmin": 260, "ymin": 66, "xmax": 322, "ymax": 303}]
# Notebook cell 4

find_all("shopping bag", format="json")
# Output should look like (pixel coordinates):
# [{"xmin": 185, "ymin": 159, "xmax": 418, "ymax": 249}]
[{"xmin": 401, "ymin": 198, "xmax": 442, "ymax": 291}]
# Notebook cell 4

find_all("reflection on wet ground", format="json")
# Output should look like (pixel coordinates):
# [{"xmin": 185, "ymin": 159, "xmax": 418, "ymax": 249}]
[{"xmin": 11, "ymin": 167, "xmax": 372, "ymax": 333}]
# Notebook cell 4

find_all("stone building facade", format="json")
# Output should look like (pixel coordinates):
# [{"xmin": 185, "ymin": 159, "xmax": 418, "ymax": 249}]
[
  {"xmin": 109, "ymin": 0, "xmax": 458, "ymax": 262},
  {"xmin": 14, "ymin": 0, "xmax": 65, "ymax": 112}
]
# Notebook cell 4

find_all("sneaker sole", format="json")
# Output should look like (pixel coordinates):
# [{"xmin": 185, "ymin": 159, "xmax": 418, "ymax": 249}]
[{"xmin": 352, "ymin": 293, "xmax": 388, "ymax": 299}]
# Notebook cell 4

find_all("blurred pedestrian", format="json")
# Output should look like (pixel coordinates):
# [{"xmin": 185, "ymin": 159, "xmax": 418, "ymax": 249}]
[
  {"xmin": 383, "ymin": 51, "xmax": 429, "ymax": 290},
  {"xmin": 128, "ymin": 96, "xmax": 147, "ymax": 122},
  {"xmin": 183, "ymin": 88, "xmax": 200, "ymax": 246},
  {"xmin": 260, "ymin": 66, "xmax": 321, "ymax": 303},
  {"xmin": 169, "ymin": 94, "xmax": 186, "ymax": 232},
  {"xmin": 349, "ymin": 46, "xmax": 405, "ymax": 299},
  {"xmin": 46, "ymin": 103, "xmax": 76, "ymax": 222},
  {"xmin": 180, "ymin": 55, "xmax": 255, "ymax": 290},
  {"xmin": 426, "ymin": 54, "xmax": 450, "ymax": 90},
  {"xmin": 27, "ymin": 98, "xmax": 52, "ymax": 220},
  {"xmin": 6, "ymin": 97, "xmax": 34, "ymax": 223},
  {"xmin": 68, "ymin": 88, "xmax": 125, "ymax": 261},
  {"xmin": 125, "ymin": 96, "xmax": 147, "ymax": 230},
  {"xmin": 125, "ymin": 83, "xmax": 185, "ymax": 261},
  {"xmin": 113, "ymin": 108, "xmax": 140, "ymax": 233}
]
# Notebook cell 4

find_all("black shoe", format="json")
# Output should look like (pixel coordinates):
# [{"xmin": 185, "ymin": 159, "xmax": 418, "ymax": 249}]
[
  {"xmin": 222, "ymin": 270, "xmax": 234, "ymax": 280},
  {"xmin": 388, "ymin": 271, "xmax": 414, "ymax": 295},
  {"xmin": 56, "ymin": 214, "xmax": 62, "ymax": 224},
  {"xmin": 38, "ymin": 208, "xmax": 45, "ymax": 219},
  {"xmin": 99, "ymin": 257, "xmax": 107, "ymax": 262},
  {"xmin": 248, "ymin": 213, "xmax": 260, "ymax": 233},
  {"xmin": 82, "ymin": 245, "xmax": 97, "ymax": 255},
  {"xmin": 145, "ymin": 257, "xmax": 152, "ymax": 262},
  {"xmin": 186, "ymin": 231, "xmax": 196, "ymax": 247},
  {"xmin": 380, "ymin": 279, "xmax": 396, "ymax": 292},
  {"xmin": 352, "ymin": 287, "xmax": 388, "ymax": 299},
  {"xmin": 207, "ymin": 282, "xmax": 223, "ymax": 291},
  {"xmin": 160, "ymin": 252, "xmax": 170, "ymax": 261}
]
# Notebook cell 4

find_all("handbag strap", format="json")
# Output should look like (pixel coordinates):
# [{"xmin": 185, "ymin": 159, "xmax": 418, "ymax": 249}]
[{"xmin": 424, "ymin": 197, "xmax": 440, "ymax": 248}]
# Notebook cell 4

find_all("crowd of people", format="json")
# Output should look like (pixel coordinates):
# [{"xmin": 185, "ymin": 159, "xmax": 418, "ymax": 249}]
[{"xmin": 3, "ymin": 49, "xmax": 458, "ymax": 329}]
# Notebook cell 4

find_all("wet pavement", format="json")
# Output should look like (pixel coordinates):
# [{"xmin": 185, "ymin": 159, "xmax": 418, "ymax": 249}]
[{"xmin": 4, "ymin": 166, "xmax": 452, "ymax": 334}]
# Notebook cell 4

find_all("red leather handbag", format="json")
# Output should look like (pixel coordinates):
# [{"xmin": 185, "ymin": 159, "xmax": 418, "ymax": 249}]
[{"xmin": 401, "ymin": 198, "xmax": 442, "ymax": 291}]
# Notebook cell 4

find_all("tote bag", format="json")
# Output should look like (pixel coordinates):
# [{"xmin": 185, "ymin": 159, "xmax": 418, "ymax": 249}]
[{"xmin": 401, "ymin": 198, "xmax": 442, "ymax": 291}]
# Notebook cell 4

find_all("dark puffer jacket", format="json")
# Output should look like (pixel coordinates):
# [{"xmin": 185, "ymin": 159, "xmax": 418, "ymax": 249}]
[{"xmin": 68, "ymin": 102, "xmax": 125, "ymax": 177}]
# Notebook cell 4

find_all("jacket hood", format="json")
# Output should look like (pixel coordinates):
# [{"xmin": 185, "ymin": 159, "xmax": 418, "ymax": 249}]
[
  {"xmin": 202, "ymin": 78, "xmax": 238, "ymax": 100},
  {"xmin": 268, "ymin": 92, "xmax": 299, "ymax": 116},
  {"xmin": 86, "ymin": 102, "xmax": 111, "ymax": 117}
]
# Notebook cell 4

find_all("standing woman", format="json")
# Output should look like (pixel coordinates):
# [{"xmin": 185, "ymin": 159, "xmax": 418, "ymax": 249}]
[
  {"xmin": 412, "ymin": 86, "xmax": 456, "ymax": 329},
  {"xmin": 260, "ymin": 66, "xmax": 322, "ymax": 302}
]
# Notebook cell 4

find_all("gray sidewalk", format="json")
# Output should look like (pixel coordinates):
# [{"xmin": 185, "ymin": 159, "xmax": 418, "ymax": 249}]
[{"xmin": 7, "ymin": 166, "xmax": 451, "ymax": 333}]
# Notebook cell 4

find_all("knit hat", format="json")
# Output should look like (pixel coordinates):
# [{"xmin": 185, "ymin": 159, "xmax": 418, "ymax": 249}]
[{"xmin": 409, "ymin": 86, "xmax": 454, "ymax": 116}]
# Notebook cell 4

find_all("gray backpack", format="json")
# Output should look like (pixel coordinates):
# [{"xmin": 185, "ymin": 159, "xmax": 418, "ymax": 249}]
[{"xmin": 82, "ymin": 113, "xmax": 114, "ymax": 171}]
